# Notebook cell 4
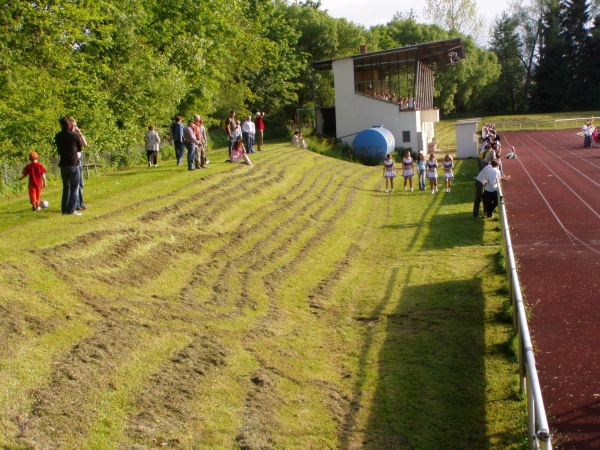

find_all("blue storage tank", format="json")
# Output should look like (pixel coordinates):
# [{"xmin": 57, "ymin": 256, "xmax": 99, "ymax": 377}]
[{"xmin": 351, "ymin": 126, "xmax": 396, "ymax": 166}]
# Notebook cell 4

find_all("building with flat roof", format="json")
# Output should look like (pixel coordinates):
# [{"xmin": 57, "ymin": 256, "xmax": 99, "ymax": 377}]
[{"xmin": 311, "ymin": 38, "xmax": 466, "ymax": 153}]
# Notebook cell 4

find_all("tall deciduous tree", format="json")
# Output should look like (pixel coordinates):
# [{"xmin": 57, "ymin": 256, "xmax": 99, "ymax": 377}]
[
  {"xmin": 509, "ymin": 0, "xmax": 545, "ymax": 109},
  {"xmin": 422, "ymin": 0, "xmax": 486, "ymax": 43}
]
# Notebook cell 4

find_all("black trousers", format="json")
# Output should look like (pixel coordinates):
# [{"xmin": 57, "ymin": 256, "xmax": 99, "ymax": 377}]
[
  {"xmin": 473, "ymin": 180, "xmax": 484, "ymax": 217},
  {"xmin": 483, "ymin": 190, "xmax": 498, "ymax": 217}
]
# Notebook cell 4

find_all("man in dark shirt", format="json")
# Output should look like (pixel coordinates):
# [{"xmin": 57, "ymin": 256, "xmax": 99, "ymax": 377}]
[
  {"xmin": 55, "ymin": 116, "xmax": 82, "ymax": 215},
  {"xmin": 169, "ymin": 116, "xmax": 185, "ymax": 166}
]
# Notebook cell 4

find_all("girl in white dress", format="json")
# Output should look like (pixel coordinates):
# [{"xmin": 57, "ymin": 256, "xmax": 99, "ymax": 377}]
[
  {"xmin": 402, "ymin": 151, "xmax": 414, "ymax": 191},
  {"xmin": 443, "ymin": 154, "xmax": 454, "ymax": 193},
  {"xmin": 426, "ymin": 153, "xmax": 438, "ymax": 194},
  {"xmin": 382, "ymin": 153, "xmax": 396, "ymax": 193}
]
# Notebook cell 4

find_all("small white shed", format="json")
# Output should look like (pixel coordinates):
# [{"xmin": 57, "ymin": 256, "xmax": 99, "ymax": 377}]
[{"xmin": 454, "ymin": 119, "xmax": 481, "ymax": 158}]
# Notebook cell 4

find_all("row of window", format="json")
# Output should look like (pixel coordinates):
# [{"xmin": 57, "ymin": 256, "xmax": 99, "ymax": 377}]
[{"xmin": 353, "ymin": 51, "xmax": 417, "ymax": 102}]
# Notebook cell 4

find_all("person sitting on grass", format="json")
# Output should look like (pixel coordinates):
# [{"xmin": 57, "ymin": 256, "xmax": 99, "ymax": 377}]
[
  {"xmin": 230, "ymin": 137, "xmax": 252, "ymax": 166},
  {"xmin": 19, "ymin": 151, "xmax": 47, "ymax": 211},
  {"xmin": 291, "ymin": 131, "xmax": 308, "ymax": 149}
]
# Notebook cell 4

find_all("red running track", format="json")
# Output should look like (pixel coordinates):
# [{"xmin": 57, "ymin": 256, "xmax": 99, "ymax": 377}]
[{"xmin": 501, "ymin": 129, "xmax": 600, "ymax": 450}]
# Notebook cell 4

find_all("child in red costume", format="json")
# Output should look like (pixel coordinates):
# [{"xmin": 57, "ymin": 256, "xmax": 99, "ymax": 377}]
[{"xmin": 19, "ymin": 151, "xmax": 47, "ymax": 211}]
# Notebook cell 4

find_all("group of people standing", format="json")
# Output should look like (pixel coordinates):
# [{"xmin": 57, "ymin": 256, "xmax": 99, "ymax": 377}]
[
  {"xmin": 224, "ymin": 110, "xmax": 265, "ymax": 159},
  {"xmin": 168, "ymin": 115, "xmax": 208, "ymax": 171},
  {"xmin": 163, "ymin": 110, "xmax": 265, "ymax": 170},
  {"xmin": 582, "ymin": 120, "xmax": 599, "ymax": 148},
  {"xmin": 383, "ymin": 152, "xmax": 454, "ymax": 194},
  {"xmin": 474, "ymin": 123, "xmax": 509, "ymax": 218}
]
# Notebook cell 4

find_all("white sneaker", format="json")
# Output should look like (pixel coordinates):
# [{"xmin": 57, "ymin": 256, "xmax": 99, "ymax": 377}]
[
  {"xmin": 410, "ymin": 188, "xmax": 413, "ymax": 192},
  {"xmin": 205, "ymin": 160, "xmax": 210, "ymax": 164},
  {"xmin": 391, "ymin": 189, "xmax": 394, "ymax": 192},
  {"xmin": 435, "ymin": 187, "xmax": 439, "ymax": 192},
  {"xmin": 72, "ymin": 211, "xmax": 82, "ymax": 216},
  {"xmin": 404, "ymin": 186, "xmax": 407, "ymax": 191},
  {"xmin": 385, "ymin": 189, "xmax": 388, "ymax": 193},
  {"xmin": 431, "ymin": 190, "xmax": 435, "ymax": 194}
]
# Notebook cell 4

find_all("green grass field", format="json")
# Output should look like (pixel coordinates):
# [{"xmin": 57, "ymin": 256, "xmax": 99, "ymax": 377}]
[{"xmin": 0, "ymin": 142, "xmax": 526, "ymax": 449}]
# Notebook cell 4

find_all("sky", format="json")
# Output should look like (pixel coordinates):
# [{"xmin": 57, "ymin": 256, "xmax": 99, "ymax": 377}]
[{"xmin": 318, "ymin": 0, "xmax": 511, "ymax": 31}]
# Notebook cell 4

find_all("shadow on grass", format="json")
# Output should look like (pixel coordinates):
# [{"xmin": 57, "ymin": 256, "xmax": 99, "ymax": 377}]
[
  {"xmin": 419, "ymin": 210, "xmax": 485, "ymax": 251},
  {"xmin": 350, "ymin": 268, "xmax": 488, "ymax": 450}
]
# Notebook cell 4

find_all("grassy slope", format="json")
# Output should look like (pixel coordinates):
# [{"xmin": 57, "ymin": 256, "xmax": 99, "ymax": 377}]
[{"xmin": 0, "ymin": 143, "xmax": 525, "ymax": 449}]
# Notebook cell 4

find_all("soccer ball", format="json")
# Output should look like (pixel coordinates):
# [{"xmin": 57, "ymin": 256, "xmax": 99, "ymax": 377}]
[{"xmin": 40, "ymin": 200, "xmax": 49, "ymax": 208}]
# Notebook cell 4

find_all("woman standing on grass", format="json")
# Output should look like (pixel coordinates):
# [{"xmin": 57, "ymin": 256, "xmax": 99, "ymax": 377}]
[
  {"xmin": 402, "ymin": 151, "xmax": 414, "ymax": 191},
  {"xmin": 144, "ymin": 125, "xmax": 161, "ymax": 167},
  {"xmin": 427, "ymin": 153, "xmax": 438, "ymax": 194},
  {"xmin": 443, "ymin": 154, "xmax": 454, "ymax": 193},
  {"xmin": 416, "ymin": 152, "xmax": 426, "ymax": 190},
  {"xmin": 383, "ymin": 153, "xmax": 396, "ymax": 193}
]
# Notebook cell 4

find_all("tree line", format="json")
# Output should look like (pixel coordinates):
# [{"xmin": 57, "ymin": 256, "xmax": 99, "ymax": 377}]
[{"xmin": 0, "ymin": 0, "xmax": 598, "ymax": 164}]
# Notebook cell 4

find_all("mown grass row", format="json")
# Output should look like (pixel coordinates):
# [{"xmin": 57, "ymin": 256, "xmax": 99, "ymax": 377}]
[{"xmin": 0, "ymin": 142, "xmax": 525, "ymax": 449}]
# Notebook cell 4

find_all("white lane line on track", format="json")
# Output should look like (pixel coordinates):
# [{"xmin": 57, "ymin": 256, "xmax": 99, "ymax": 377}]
[
  {"xmin": 536, "ymin": 132, "xmax": 600, "ymax": 173},
  {"xmin": 503, "ymin": 133, "xmax": 600, "ymax": 256},
  {"xmin": 506, "ymin": 133, "xmax": 600, "ymax": 220}
]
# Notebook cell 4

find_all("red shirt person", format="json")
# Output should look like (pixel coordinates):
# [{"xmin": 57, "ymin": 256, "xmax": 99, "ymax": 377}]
[
  {"xmin": 254, "ymin": 112, "xmax": 265, "ymax": 151},
  {"xmin": 19, "ymin": 151, "xmax": 47, "ymax": 211}
]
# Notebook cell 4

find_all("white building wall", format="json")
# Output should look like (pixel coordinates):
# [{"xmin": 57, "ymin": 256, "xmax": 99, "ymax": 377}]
[{"xmin": 332, "ymin": 58, "xmax": 436, "ymax": 154}]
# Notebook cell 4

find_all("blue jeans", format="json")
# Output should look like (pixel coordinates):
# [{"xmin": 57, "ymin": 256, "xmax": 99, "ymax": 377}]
[
  {"xmin": 185, "ymin": 142, "xmax": 196, "ymax": 170},
  {"xmin": 60, "ymin": 166, "xmax": 80, "ymax": 214},
  {"xmin": 76, "ymin": 165, "xmax": 85, "ymax": 209},
  {"xmin": 174, "ymin": 141, "xmax": 185, "ymax": 165},
  {"xmin": 244, "ymin": 133, "xmax": 255, "ymax": 153}
]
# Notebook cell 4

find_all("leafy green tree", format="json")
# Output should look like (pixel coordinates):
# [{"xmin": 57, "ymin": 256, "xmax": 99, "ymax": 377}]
[
  {"xmin": 509, "ymin": 0, "xmax": 545, "ymax": 109},
  {"xmin": 488, "ymin": 13, "xmax": 526, "ymax": 112},
  {"xmin": 422, "ymin": 0, "xmax": 486, "ymax": 43}
]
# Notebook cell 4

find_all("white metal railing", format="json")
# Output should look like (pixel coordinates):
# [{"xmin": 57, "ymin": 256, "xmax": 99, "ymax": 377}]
[
  {"xmin": 493, "ymin": 117, "xmax": 592, "ymax": 131},
  {"xmin": 498, "ymin": 184, "xmax": 552, "ymax": 450}
]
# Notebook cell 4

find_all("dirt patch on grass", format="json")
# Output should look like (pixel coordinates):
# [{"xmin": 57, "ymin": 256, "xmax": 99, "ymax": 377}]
[
  {"xmin": 236, "ymin": 368, "xmax": 283, "ymax": 450},
  {"xmin": 124, "ymin": 334, "xmax": 229, "ymax": 448},
  {"xmin": 19, "ymin": 319, "xmax": 145, "ymax": 448}
]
